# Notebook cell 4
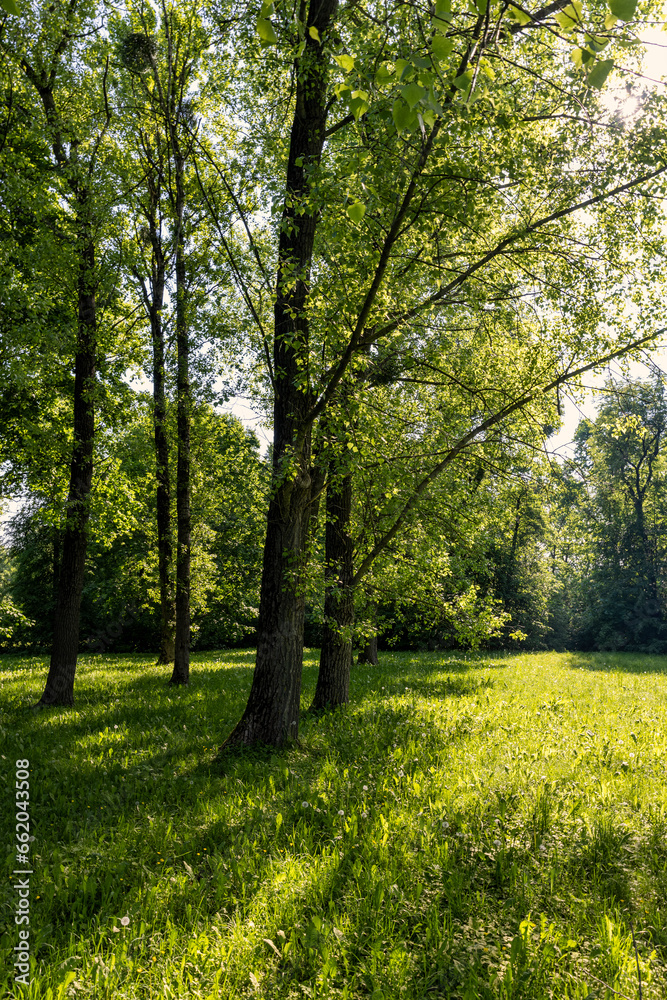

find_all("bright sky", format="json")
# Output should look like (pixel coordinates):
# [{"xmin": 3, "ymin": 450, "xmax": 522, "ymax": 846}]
[{"xmin": 548, "ymin": 15, "xmax": 667, "ymax": 458}]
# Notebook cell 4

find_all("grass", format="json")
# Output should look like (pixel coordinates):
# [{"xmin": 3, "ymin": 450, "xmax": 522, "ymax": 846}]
[{"xmin": 1, "ymin": 649, "xmax": 667, "ymax": 999}]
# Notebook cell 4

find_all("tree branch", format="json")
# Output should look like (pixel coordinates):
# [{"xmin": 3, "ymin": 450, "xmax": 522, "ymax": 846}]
[{"xmin": 351, "ymin": 328, "xmax": 666, "ymax": 585}]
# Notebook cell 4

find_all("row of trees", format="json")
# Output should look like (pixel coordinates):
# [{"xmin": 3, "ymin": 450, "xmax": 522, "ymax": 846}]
[
  {"xmin": 1, "ymin": 0, "xmax": 667, "ymax": 743},
  {"xmin": 4, "ymin": 373, "xmax": 667, "ymax": 657}
]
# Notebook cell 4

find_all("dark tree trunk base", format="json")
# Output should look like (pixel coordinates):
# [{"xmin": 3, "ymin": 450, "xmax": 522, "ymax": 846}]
[
  {"xmin": 311, "ymin": 468, "xmax": 354, "ymax": 711},
  {"xmin": 357, "ymin": 636, "xmax": 378, "ymax": 665},
  {"xmin": 168, "ymin": 669, "xmax": 189, "ymax": 686},
  {"xmin": 310, "ymin": 631, "xmax": 352, "ymax": 711},
  {"xmin": 156, "ymin": 638, "xmax": 175, "ymax": 666},
  {"xmin": 35, "ymin": 686, "xmax": 75, "ymax": 708}
]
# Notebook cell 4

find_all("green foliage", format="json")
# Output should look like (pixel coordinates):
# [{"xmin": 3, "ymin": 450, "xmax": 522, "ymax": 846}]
[
  {"xmin": 444, "ymin": 585, "xmax": 522, "ymax": 651},
  {"xmin": 1, "ymin": 650, "xmax": 666, "ymax": 996},
  {"xmin": 4, "ymin": 405, "xmax": 267, "ymax": 653},
  {"xmin": 554, "ymin": 378, "xmax": 667, "ymax": 654},
  {"xmin": 0, "ymin": 595, "xmax": 34, "ymax": 645}
]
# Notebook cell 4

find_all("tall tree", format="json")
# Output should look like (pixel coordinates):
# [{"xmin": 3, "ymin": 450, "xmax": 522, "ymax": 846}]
[
  {"xmin": 224, "ymin": 0, "xmax": 338, "ymax": 744},
  {"xmin": 114, "ymin": 2, "xmax": 212, "ymax": 678},
  {"xmin": 220, "ymin": 0, "xmax": 667, "ymax": 744},
  {"xmin": 1, "ymin": 0, "xmax": 122, "ymax": 705},
  {"xmin": 563, "ymin": 377, "xmax": 667, "ymax": 651}
]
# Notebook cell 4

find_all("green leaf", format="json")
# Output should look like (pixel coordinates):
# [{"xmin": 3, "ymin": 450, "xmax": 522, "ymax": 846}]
[
  {"xmin": 587, "ymin": 58, "xmax": 614, "ymax": 88},
  {"xmin": 349, "ymin": 91, "xmax": 370, "ymax": 119},
  {"xmin": 608, "ymin": 0, "xmax": 637, "ymax": 19},
  {"xmin": 453, "ymin": 69, "xmax": 474, "ymax": 92},
  {"xmin": 375, "ymin": 62, "xmax": 394, "ymax": 84},
  {"xmin": 333, "ymin": 53, "xmax": 355, "ymax": 73},
  {"xmin": 554, "ymin": 1, "xmax": 582, "ymax": 29},
  {"xmin": 256, "ymin": 17, "xmax": 278, "ymax": 44},
  {"xmin": 0, "ymin": 0, "xmax": 20, "ymax": 14},
  {"xmin": 479, "ymin": 57, "xmax": 495, "ymax": 80},
  {"xmin": 400, "ymin": 83, "xmax": 426, "ymax": 109},
  {"xmin": 571, "ymin": 46, "xmax": 594, "ymax": 67},
  {"xmin": 509, "ymin": 5, "xmax": 532, "ymax": 25},
  {"xmin": 510, "ymin": 936, "xmax": 523, "ymax": 962},
  {"xmin": 586, "ymin": 33, "xmax": 610, "ymax": 52},
  {"xmin": 431, "ymin": 35, "xmax": 453, "ymax": 61},
  {"xmin": 308, "ymin": 25, "xmax": 320, "ymax": 42},
  {"xmin": 433, "ymin": 0, "xmax": 453, "ymax": 25},
  {"xmin": 392, "ymin": 99, "xmax": 415, "ymax": 131},
  {"xmin": 347, "ymin": 202, "xmax": 366, "ymax": 223}
]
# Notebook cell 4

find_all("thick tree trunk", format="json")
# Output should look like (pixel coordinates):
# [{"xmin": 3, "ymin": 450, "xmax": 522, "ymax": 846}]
[
  {"xmin": 223, "ymin": 0, "xmax": 338, "ymax": 747},
  {"xmin": 170, "ymin": 155, "xmax": 190, "ymax": 685},
  {"xmin": 149, "ymin": 245, "xmax": 175, "ymax": 665},
  {"xmin": 311, "ymin": 470, "xmax": 354, "ymax": 710},
  {"xmin": 38, "ymin": 235, "xmax": 96, "ymax": 706},
  {"xmin": 358, "ymin": 634, "xmax": 378, "ymax": 666},
  {"xmin": 52, "ymin": 527, "xmax": 61, "ymax": 608}
]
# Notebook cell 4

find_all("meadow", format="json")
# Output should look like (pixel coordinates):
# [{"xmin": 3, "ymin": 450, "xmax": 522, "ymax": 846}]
[{"xmin": 1, "ymin": 649, "xmax": 667, "ymax": 999}]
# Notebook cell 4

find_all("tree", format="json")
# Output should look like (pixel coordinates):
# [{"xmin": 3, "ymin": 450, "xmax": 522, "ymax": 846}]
[
  {"xmin": 113, "ymin": 0, "xmax": 215, "ymax": 679},
  {"xmin": 5, "ymin": 401, "xmax": 267, "ymax": 654},
  {"xmin": 219, "ymin": 0, "xmax": 667, "ymax": 745},
  {"xmin": 560, "ymin": 376, "xmax": 667, "ymax": 651},
  {"xmin": 0, "ymin": 0, "xmax": 135, "ymax": 704}
]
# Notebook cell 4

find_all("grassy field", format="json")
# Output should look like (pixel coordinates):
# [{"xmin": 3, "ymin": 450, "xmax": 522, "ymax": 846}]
[{"xmin": 1, "ymin": 649, "xmax": 667, "ymax": 999}]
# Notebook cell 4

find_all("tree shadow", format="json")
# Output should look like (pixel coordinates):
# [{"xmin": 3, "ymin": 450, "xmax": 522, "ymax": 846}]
[
  {"xmin": 564, "ymin": 651, "xmax": 667, "ymax": 675},
  {"xmin": 2, "ymin": 647, "xmax": 665, "ymax": 997}
]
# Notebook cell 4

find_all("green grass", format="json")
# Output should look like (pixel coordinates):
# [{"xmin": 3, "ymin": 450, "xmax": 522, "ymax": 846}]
[{"xmin": 1, "ymin": 650, "xmax": 667, "ymax": 999}]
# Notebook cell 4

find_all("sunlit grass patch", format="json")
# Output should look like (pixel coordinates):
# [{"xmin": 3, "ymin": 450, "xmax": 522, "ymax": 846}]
[{"xmin": 1, "ymin": 649, "xmax": 667, "ymax": 997}]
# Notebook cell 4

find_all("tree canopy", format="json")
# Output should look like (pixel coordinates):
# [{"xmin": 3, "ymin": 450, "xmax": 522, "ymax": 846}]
[{"xmin": 0, "ymin": 0, "xmax": 666, "ymax": 739}]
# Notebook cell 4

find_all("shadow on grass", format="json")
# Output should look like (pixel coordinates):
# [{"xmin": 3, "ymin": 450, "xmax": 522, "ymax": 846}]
[
  {"xmin": 3, "ymin": 648, "xmax": 666, "ymax": 999},
  {"xmin": 564, "ymin": 651, "xmax": 667, "ymax": 675}
]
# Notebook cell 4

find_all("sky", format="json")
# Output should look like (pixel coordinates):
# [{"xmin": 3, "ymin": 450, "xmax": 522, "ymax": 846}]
[{"xmin": 547, "ymin": 16, "xmax": 667, "ymax": 458}]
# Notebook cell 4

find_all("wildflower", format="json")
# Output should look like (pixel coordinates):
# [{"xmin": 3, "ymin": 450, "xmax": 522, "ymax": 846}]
[
  {"xmin": 442, "ymin": 821, "xmax": 450, "ymax": 830},
  {"xmin": 338, "ymin": 809, "xmax": 345, "ymax": 816},
  {"xmin": 362, "ymin": 811, "xmax": 368, "ymax": 819},
  {"xmin": 493, "ymin": 839, "xmax": 501, "ymax": 848},
  {"xmin": 363, "ymin": 785, "xmax": 368, "ymax": 791},
  {"xmin": 120, "ymin": 916, "xmax": 130, "ymax": 927},
  {"xmin": 302, "ymin": 801, "xmax": 309, "ymax": 808}
]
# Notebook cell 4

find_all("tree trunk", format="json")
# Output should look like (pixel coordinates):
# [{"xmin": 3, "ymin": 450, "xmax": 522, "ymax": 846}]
[
  {"xmin": 149, "ymin": 241, "xmax": 175, "ymax": 665},
  {"xmin": 358, "ymin": 634, "xmax": 378, "ymax": 666},
  {"xmin": 170, "ymin": 152, "xmax": 190, "ymax": 686},
  {"xmin": 356, "ymin": 596, "xmax": 379, "ymax": 664},
  {"xmin": 52, "ymin": 527, "xmax": 61, "ymax": 608},
  {"xmin": 38, "ymin": 233, "xmax": 96, "ymax": 706},
  {"xmin": 311, "ymin": 470, "xmax": 354, "ymax": 710},
  {"xmin": 223, "ymin": 0, "xmax": 338, "ymax": 747}
]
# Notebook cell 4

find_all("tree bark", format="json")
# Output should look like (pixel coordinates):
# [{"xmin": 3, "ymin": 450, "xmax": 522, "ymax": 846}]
[
  {"xmin": 311, "ymin": 469, "xmax": 354, "ymax": 710},
  {"xmin": 358, "ymin": 634, "xmax": 378, "ymax": 666},
  {"xmin": 149, "ymin": 244, "xmax": 175, "ymax": 665},
  {"xmin": 170, "ymin": 150, "xmax": 190, "ymax": 685},
  {"xmin": 357, "ymin": 599, "xmax": 379, "ymax": 664},
  {"xmin": 38, "ymin": 229, "xmax": 96, "ymax": 706},
  {"xmin": 223, "ymin": 0, "xmax": 338, "ymax": 747}
]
